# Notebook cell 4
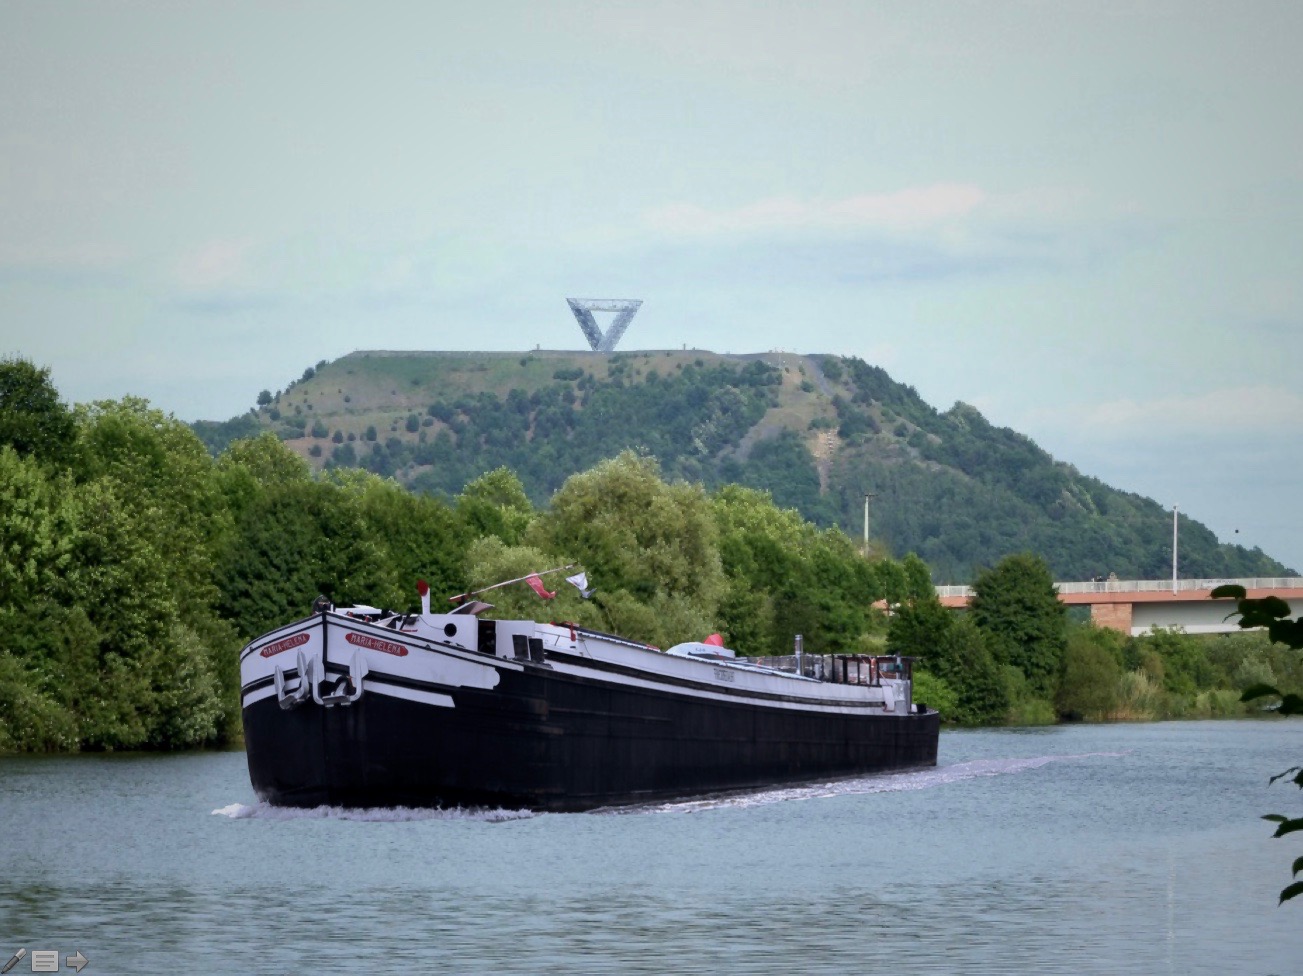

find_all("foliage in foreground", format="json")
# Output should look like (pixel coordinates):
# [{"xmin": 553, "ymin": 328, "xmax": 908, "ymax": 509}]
[{"xmin": 1215, "ymin": 584, "xmax": 1303, "ymax": 905}]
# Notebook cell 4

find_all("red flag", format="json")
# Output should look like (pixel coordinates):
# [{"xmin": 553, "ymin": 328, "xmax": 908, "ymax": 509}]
[
  {"xmin": 703, "ymin": 633, "xmax": 724, "ymax": 646},
  {"xmin": 525, "ymin": 575, "xmax": 556, "ymax": 600}
]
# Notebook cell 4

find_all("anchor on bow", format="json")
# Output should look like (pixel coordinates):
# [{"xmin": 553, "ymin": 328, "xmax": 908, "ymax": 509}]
[
  {"xmin": 314, "ymin": 650, "xmax": 369, "ymax": 708},
  {"xmin": 274, "ymin": 650, "xmax": 314, "ymax": 710}
]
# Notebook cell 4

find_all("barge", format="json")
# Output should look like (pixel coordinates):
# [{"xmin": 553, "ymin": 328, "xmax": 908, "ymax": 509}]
[{"xmin": 239, "ymin": 581, "xmax": 940, "ymax": 812}]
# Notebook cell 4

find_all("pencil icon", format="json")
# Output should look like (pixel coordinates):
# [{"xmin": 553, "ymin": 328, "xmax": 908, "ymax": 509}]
[{"xmin": 1, "ymin": 949, "xmax": 25, "ymax": 974}]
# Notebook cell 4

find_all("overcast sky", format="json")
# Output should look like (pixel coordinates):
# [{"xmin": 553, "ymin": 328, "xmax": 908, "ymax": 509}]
[{"xmin": 2, "ymin": 1, "xmax": 1300, "ymax": 574}]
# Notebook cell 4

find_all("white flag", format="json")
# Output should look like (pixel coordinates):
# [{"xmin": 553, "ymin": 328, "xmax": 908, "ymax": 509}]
[{"xmin": 566, "ymin": 572, "xmax": 594, "ymax": 598}]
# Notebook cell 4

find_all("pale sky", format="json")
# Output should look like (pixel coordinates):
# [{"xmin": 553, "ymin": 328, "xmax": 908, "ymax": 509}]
[{"xmin": 2, "ymin": 1, "xmax": 1300, "ymax": 573}]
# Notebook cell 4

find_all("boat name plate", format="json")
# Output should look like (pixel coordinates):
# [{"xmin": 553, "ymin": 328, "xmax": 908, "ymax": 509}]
[
  {"xmin": 345, "ymin": 633, "xmax": 409, "ymax": 657},
  {"xmin": 260, "ymin": 633, "xmax": 310, "ymax": 658}
]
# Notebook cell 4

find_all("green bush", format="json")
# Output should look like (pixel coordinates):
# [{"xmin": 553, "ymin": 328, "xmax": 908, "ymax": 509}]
[
  {"xmin": 1001, "ymin": 665, "xmax": 1055, "ymax": 725},
  {"xmin": 1056, "ymin": 625, "xmax": 1123, "ymax": 720},
  {"xmin": 0, "ymin": 652, "xmax": 79, "ymax": 751},
  {"xmin": 912, "ymin": 668, "xmax": 958, "ymax": 719},
  {"xmin": 1115, "ymin": 670, "xmax": 1164, "ymax": 720},
  {"xmin": 1131, "ymin": 627, "xmax": 1215, "ymax": 698},
  {"xmin": 1008, "ymin": 696, "xmax": 1057, "ymax": 726},
  {"xmin": 1190, "ymin": 689, "xmax": 1248, "ymax": 719},
  {"xmin": 888, "ymin": 599, "xmax": 1008, "ymax": 725},
  {"xmin": 971, "ymin": 553, "xmax": 1067, "ymax": 698}
]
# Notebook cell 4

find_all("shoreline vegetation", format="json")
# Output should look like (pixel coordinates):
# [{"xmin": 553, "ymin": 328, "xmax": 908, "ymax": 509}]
[{"xmin": 1, "ymin": 358, "xmax": 1297, "ymax": 754}]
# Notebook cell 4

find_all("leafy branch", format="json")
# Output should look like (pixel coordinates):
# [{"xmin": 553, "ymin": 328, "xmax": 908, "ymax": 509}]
[{"xmin": 1213, "ymin": 583, "xmax": 1303, "ymax": 903}]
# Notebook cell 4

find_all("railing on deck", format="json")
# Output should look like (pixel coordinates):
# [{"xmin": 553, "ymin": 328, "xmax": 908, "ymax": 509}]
[
  {"xmin": 934, "ymin": 577, "xmax": 1303, "ymax": 599},
  {"xmin": 748, "ymin": 654, "xmax": 912, "ymax": 685}
]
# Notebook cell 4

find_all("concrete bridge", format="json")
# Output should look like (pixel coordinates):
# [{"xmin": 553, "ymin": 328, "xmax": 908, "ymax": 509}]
[{"xmin": 934, "ymin": 577, "xmax": 1303, "ymax": 636}]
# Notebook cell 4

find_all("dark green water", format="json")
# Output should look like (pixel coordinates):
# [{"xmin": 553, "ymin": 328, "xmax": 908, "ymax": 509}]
[{"xmin": 1, "ymin": 720, "xmax": 1300, "ymax": 974}]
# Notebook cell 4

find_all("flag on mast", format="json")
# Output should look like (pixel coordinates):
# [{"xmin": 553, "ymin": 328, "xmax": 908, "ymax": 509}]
[
  {"xmin": 525, "ymin": 575, "xmax": 556, "ymax": 600},
  {"xmin": 566, "ymin": 571, "xmax": 594, "ymax": 599}
]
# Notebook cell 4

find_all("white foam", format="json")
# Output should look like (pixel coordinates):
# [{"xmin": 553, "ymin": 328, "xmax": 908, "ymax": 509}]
[
  {"xmin": 211, "ymin": 801, "xmax": 536, "ymax": 823},
  {"xmin": 621, "ymin": 751, "xmax": 1129, "ymax": 815},
  {"xmin": 212, "ymin": 752, "xmax": 1127, "ymax": 821}
]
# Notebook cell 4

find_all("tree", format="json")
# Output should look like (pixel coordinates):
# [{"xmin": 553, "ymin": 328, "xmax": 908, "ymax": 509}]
[
  {"xmin": 970, "ymin": 553, "xmax": 1067, "ymax": 698},
  {"xmin": 1129, "ymin": 627, "xmax": 1213, "ymax": 700},
  {"xmin": 70, "ymin": 402, "xmax": 239, "ymax": 746},
  {"xmin": 710, "ymin": 484, "xmax": 891, "ymax": 656},
  {"xmin": 901, "ymin": 552, "xmax": 935, "ymax": 601},
  {"xmin": 456, "ymin": 467, "xmax": 534, "ymax": 546},
  {"xmin": 735, "ymin": 430, "xmax": 829, "ymax": 520},
  {"xmin": 887, "ymin": 597, "xmax": 1008, "ymax": 725},
  {"xmin": 0, "ymin": 447, "xmax": 75, "ymax": 610},
  {"xmin": 1216, "ymin": 584, "xmax": 1303, "ymax": 904},
  {"xmin": 712, "ymin": 485, "xmax": 804, "ymax": 653},
  {"xmin": 1056, "ymin": 624, "xmax": 1123, "ymax": 720},
  {"xmin": 218, "ymin": 432, "xmax": 310, "ymax": 484},
  {"xmin": 52, "ymin": 476, "xmax": 225, "ymax": 749},
  {"xmin": 215, "ymin": 479, "xmax": 396, "ymax": 640},
  {"xmin": 886, "ymin": 596, "xmax": 953, "ymax": 666},
  {"xmin": 76, "ymin": 398, "xmax": 234, "ymax": 603},
  {"xmin": 0, "ymin": 358, "xmax": 75, "ymax": 462},
  {"xmin": 0, "ymin": 387, "xmax": 241, "ymax": 751},
  {"xmin": 256, "ymin": 389, "xmax": 273, "ymax": 407},
  {"xmin": 0, "ymin": 448, "xmax": 84, "ymax": 749},
  {"xmin": 531, "ymin": 452, "xmax": 724, "ymax": 649},
  {"xmin": 329, "ymin": 468, "xmax": 468, "ymax": 606},
  {"xmin": 937, "ymin": 617, "xmax": 1010, "ymax": 725}
]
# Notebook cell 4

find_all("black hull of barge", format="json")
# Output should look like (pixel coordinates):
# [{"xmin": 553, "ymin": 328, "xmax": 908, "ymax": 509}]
[{"xmin": 243, "ymin": 660, "xmax": 940, "ymax": 813}]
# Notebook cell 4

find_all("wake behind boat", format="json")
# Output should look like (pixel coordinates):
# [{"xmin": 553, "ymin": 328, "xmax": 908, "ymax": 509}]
[{"xmin": 239, "ymin": 576, "xmax": 940, "ymax": 812}]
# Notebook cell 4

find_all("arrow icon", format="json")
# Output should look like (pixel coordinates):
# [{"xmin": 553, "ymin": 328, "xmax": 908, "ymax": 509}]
[{"xmin": 65, "ymin": 951, "xmax": 88, "ymax": 973}]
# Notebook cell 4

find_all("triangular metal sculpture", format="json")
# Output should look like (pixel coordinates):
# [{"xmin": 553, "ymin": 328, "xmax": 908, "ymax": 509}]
[{"xmin": 566, "ymin": 298, "xmax": 643, "ymax": 352}]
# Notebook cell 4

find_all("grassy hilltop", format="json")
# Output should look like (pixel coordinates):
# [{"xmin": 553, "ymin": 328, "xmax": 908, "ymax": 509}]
[{"xmin": 195, "ymin": 348, "xmax": 1293, "ymax": 584}]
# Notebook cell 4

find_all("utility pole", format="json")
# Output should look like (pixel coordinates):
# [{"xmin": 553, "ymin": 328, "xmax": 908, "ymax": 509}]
[
  {"xmin": 863, "ymin": 492, "xmax": 878, "ymax": 557},
  {"xmin": 1172, "ymin": 504, "xmax": 1179, "ymax": 594}
]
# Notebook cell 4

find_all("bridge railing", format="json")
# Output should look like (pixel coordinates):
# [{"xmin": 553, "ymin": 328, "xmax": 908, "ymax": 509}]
[{"xmin": 934, "ymin": 577, "xmax": 1303, "ymax": 599}]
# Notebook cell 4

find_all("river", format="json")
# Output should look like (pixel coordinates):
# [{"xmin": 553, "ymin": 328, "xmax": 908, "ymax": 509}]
[{"xmin": 1, "ymin": 720, "xmax": 1300, "ymax": 974}]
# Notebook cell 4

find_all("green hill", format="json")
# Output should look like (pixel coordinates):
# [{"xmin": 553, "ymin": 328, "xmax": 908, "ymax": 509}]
[{"xmin": 194, "ymin": 349, "xmax": 1293, "ymax": 583}]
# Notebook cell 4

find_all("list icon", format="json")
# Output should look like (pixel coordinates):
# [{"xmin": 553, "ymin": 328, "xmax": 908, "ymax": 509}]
[{"xmin": 29, "ymin": 952, "xmax": 58, "ymax": 973}]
